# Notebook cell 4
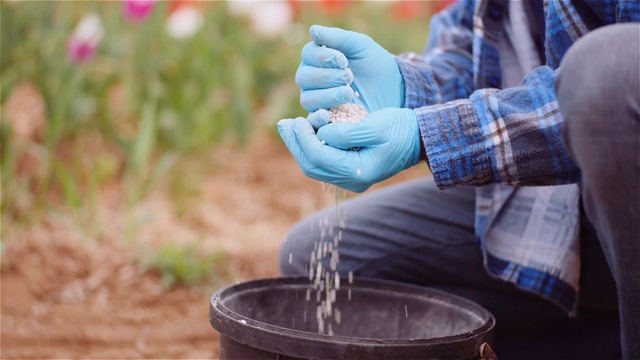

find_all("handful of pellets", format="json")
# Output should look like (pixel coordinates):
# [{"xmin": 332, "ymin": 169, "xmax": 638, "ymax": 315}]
[
  {"xmin": 328, "ymin": 103, "xmax": 368, "ymax": 123},
  {"xmin": 327, "ymin": 103, "xmax": 367, "ymax": 153}
]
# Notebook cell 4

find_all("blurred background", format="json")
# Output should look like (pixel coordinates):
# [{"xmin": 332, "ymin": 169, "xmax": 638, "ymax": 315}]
[{"xmin": 1, "ymin": 0, "xmax": 441, "ymax": 358}]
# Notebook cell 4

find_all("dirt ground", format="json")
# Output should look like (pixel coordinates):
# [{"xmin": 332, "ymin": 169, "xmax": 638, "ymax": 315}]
[{"xmin": 1, "ymin": 127, "xmax": 426, "ymax": 358}]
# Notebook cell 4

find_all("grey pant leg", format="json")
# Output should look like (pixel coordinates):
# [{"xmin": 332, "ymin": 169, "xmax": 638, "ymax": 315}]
[
  {"xmin": 557, "ymin": 23, "xmax": 640, "ymax": 360},
  {"xmin": 280, "ymin": 178, "xmax": 620, "ymax": 359},
  {"xmin": 280, "ymin": 179, "xmax": 478, "ymax": 285}
]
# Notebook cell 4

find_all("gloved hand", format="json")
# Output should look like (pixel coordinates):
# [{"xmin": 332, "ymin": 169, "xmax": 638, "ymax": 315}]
[
  {"xmin": 277, "ymin": 108, "xmax": 421, "ymax": 193},
  {"xmin": 296, "ymin": 25, "xmax": 404, "ymax": 113}
]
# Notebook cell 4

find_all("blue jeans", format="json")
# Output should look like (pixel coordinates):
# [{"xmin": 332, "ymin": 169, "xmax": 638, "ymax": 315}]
[
  {"xmin": 556, "ymin": 23, "xmax": 640, "ymax": 360},
  {"xmin": 280, "ymin": 24, "xmax": 638, "ymax": 359}
]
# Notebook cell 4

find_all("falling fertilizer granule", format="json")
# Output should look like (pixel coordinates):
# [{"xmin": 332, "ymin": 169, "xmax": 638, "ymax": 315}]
[
  {"xmin": 308, "ymin": 182, "xmax": 352, "ymax": 336},
  {"xmin": 304, "ymin": 102, "xmax": 368, "ymax": 336}
]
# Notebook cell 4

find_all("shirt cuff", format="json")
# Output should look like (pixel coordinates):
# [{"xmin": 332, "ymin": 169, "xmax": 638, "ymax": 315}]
[
  {"xmin": 395, "ymin": 56, "xmax": 436, "ymax": 109},
  {"xmin": 415, "ymin": 99, "xmax": 493, "ymax": 189}
]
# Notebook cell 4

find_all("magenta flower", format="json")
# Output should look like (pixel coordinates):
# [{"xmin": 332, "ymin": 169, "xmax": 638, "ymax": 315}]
[
  {"xmin": 122, "ymin": 0, "xmax": 157, "ymax": 22},
  {"xmin": 67, "ymin": 40, "xmax": 98, "ymax": 63},
  {"xmin": 67, "ymin": 13, "xmax": 104, "ymax": 64}
]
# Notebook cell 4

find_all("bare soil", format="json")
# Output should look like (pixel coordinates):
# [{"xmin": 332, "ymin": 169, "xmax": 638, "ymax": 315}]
[{"xmin": 1, "ymin": 130, "xmax": 425, "ymax": 358}]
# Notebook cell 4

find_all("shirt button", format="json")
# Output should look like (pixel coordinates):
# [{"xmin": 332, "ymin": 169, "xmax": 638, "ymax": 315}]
[{"xmin": 488, "ymin": 4, "xmax": 502, "ymax": 20}]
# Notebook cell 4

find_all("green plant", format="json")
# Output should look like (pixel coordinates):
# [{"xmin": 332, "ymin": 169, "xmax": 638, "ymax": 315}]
[
  {"xmin": 143, "ymin": 241, "xmax": 229, "ymax": 289},
  {"xmin": 1, "ymin": 0, "xmax": 432, "ymax": 238}
]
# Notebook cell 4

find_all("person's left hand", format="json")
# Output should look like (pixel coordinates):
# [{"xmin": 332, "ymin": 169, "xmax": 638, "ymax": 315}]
[
  {"xmin": 296, "ymin": 25, "xmax": 404, "ymax": 113},
  {"xmin": 277, "ymin": 108, "xmax": 422, "ymax": 192}
]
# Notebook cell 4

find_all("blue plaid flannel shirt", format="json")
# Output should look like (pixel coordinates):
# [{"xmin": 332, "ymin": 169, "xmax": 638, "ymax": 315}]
[{"xmin": 396, "ymin": 0, "xmax": 640, "ymax": 314}]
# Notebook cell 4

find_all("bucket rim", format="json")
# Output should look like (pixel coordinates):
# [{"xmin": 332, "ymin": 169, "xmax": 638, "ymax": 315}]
[{"xmin": 210, "ymin": 276, "xmax": 495, "ymax": 359}]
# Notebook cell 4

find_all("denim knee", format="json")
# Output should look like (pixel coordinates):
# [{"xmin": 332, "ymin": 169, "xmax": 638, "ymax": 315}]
[
  {"xmin": 556, "ymin": 24, "xmax": 640, "ymax": 123},
  {"xmin": 556, "ymin": 24, "xmax": 640, "ymax": 166}
]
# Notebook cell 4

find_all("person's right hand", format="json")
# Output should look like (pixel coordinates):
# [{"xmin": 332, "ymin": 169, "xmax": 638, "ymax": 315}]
[
  {"xmin": 277, "ymin": 107, "xmax": 421, "ymax": 193},
  {"xmin": 296, "ymin": 25, "xmax": 404, "ymax": 113}
]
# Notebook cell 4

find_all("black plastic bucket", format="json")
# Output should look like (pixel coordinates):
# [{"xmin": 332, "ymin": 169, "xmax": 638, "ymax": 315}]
[{"xmin": 210, "ymin": 277, "xmax": 496, "ymax": 359}]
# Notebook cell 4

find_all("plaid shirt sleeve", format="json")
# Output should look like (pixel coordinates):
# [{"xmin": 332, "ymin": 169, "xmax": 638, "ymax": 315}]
[
  {"xmin": 415, "ymin": 66, "xmax": 581, "ymax": 188},
  {"xmin": 395, "ymin": 0, "xmax": 476, "ymax": 107},
  {"xmin": 395, "ymin": 0, "xmax": 585, "ymax": 189},
  {"xmin": 396, "ymin": 0, "xmax": 637, "ymax": 190}
]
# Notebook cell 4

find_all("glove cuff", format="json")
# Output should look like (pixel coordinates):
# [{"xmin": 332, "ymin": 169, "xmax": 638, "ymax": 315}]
[{"xmin": 403, "ymin": 109, "xmax": 422, "ymax": 169}]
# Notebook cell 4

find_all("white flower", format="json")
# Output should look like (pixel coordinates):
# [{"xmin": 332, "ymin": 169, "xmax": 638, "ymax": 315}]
[
  {"xmin": 72, "ymin": 13, "xmax": 104, "ymax": 47},
  {"xmin": 248, "ymin": 2, "xmax": 293, "ymax": 38},
  {"xmin": 226, "ymin": 0, "xmax": 293, "ymax": 39},
  {"xmin": 165, "ymin": 5, "xmax": 203, "ymax": 39}
]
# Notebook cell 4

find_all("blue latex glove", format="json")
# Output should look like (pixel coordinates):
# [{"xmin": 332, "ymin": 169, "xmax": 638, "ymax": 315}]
[
  {"xmin": 277, "ymin": 108, "xmax": 421, "ymax": 193},
  {"xmin": 296, "ymin": 25, "xmax": 404, "ymax": 113}
]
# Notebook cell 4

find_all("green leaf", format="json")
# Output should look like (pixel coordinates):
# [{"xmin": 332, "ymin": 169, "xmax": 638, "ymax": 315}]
[
  {"xmin": 54, "ymin": 161, "xmax": 81, "ymax": 207},
  {"xmin": 130, "ymin": 97, "xmax": 157, "ymax": 175}
]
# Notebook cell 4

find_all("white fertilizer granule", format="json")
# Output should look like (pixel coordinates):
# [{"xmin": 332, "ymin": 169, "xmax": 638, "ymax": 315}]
[
  {"xmin": 327, "ymin": 103, "xmax": 367, "ymax": 153},
  {"xmin": 304, "ymin": 98, "xmax": 366, "ymax": 334},
  {"xmin": 329, "ymin": 103, "xmax": 368, "ymax": 124}
]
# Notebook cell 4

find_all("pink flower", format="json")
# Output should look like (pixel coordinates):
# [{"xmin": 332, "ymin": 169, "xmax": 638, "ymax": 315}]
[
  {"xmin": 67, "ymin": 40, "xmax": 98, "ymax": 63},
  {"xmin": 67, "ymin": 13, "xmax": 104, "ymax": 64},
  {"xmin": 122, "ymin": 0, "xmax": 157, "ymax": 22}
]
